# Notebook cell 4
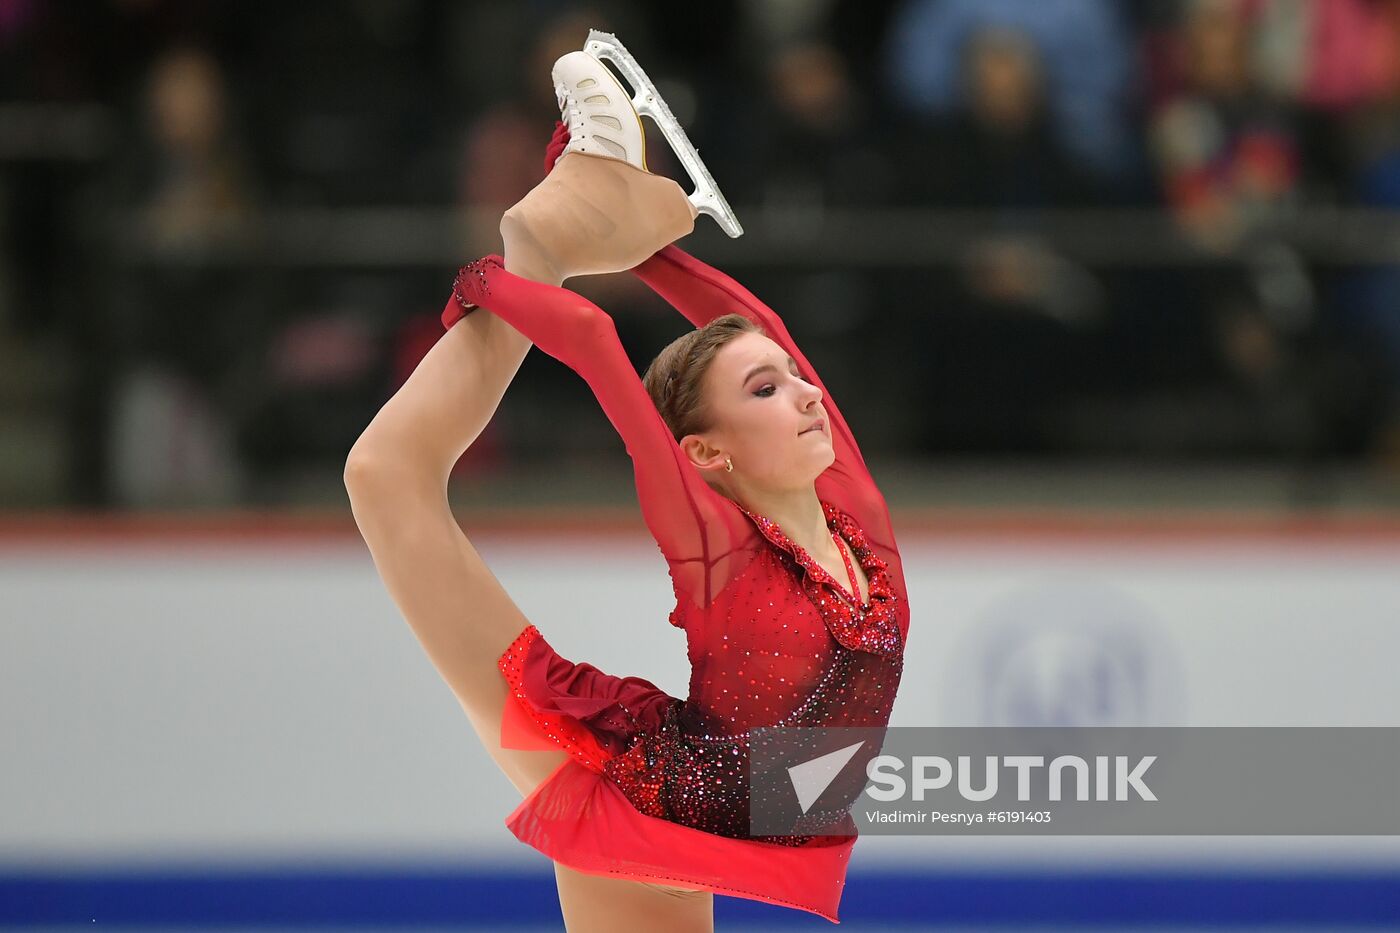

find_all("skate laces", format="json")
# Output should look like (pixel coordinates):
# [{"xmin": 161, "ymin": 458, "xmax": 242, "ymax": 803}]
[
  {"xmin": 554, "ymin": 72, "xmax": 634, "ymax": 163},
  {"xmin": 555, "ymin": 83, "xmax": 583, "ymax": 133}
]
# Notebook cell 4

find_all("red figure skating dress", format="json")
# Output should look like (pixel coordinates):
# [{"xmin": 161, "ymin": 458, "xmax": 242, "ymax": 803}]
[{"xmin": 442, "ymin": 243, "xmax": 909, "ymax": 924}]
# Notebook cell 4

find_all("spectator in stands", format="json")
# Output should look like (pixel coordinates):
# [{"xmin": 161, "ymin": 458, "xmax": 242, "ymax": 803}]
[
  {"xmin": 102, "ymin": 45, "xmax": 261, "ymax": 506},
  {"xmin": 883, "ymin": 0, "xmax": 1136, "ymax": 182},
  {"xmin": 893, "ymin": 25, "xmax": 1108, "ymax": 453},
  {"xmin": 905, "ymin": 26, "xmax": 1099, "ymax": 208},
  {"xmin": 1142, "ymin": 0, "xmax": 1389, "ymax": 463},
  {"xmin": 1149, "ymin": 0, "xmax": 1303, "ymax": 248},
  {"xmin": 1334, "ymin": 76, "xmax": 1400, "ymax": 465},
  {"xmin": 749, "ymin": 39, "xmax": 896, "ymax": 209}
]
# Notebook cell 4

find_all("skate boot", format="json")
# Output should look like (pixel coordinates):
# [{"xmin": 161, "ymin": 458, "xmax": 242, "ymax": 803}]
[
  {"xmin": 553, "ymin": 31, "xmax": 742, "ymax": 238},
  {"xmin": 551, "ymin": 49, "xmax": 649, "ymax": 173}
]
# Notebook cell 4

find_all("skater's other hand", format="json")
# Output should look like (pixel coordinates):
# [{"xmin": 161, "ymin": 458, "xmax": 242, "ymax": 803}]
[{"xmin": 544, "ymin": 119, "xmax": 570, "ymax": 176}]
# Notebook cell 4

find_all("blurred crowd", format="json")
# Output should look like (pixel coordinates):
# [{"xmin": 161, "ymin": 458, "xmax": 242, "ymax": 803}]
[{"xmin": 4, "ymin": 0, "xmax": 1400, "ymax": 508}]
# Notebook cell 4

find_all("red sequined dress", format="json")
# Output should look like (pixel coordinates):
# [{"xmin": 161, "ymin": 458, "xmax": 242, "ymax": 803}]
[{"xmin": 442, "ymin": 244, "xmax": 909, "ymax": 924}]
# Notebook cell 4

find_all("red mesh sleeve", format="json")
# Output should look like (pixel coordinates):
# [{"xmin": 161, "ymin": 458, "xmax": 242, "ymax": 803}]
[
  {"xmin": 629, "ymin": 245, "xmax": 907, "ymax": 606},
  {"xmin": 454, "ymin": 256, "xmax": 758, "ymax": 621}
]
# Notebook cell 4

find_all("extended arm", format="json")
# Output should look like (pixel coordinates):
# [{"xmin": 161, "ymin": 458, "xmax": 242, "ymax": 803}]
[
  {"xmin": 530, "ymin": 120, "xmax": 899, "ymax": 588},
  {"xmin": 630, "ymin": 245, "xmax": 898, "ymax": 557},
  {"xmin": 453, "ymin": 255, "xmax": 755, "ymax": 617}
]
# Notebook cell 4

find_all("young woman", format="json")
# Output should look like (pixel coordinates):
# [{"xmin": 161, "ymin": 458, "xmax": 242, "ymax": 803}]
[{"xmin": 345, "ymin": 39, "xmax": 909, "ymax": 931}]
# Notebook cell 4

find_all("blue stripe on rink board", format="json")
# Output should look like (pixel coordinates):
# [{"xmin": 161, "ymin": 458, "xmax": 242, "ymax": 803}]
[{"xmin": 2, "ymin": 866, "xmax": 1399, "ymax": 926}]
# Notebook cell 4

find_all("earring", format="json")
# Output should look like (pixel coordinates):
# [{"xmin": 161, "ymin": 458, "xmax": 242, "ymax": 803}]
[{"xmin": 725, "ymin": 456, "xmax": 733, "ymax": 473}]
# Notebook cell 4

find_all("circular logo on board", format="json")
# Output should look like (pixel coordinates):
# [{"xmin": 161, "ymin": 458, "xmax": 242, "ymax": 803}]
[{"xmin": 942, "ymin": 577, "xmax": 1186, "ymax": 727}]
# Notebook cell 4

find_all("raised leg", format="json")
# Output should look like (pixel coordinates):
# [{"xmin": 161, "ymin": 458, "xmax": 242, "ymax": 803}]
[
  {"xmin": 346, "ymin": 37, "xmax": 723, "ymax": 922},
  {"xmin": 345, "ymin": 150, "xmax": 699, "ymax": 803}
]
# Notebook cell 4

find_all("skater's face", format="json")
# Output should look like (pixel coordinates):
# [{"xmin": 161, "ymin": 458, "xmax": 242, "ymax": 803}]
[{"xmin": 687, "ymin": 333, "xmax": 833, "ymax": 490}]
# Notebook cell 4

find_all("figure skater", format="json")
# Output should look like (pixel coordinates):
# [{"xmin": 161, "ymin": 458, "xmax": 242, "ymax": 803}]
[{"xmin": 345, "ymin": 32, "xmax": 909, "ymax": 931}]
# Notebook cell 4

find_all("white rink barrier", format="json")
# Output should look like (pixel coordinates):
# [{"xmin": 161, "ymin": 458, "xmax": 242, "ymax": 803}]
[{"xmin": 1, "ymin": 513, "xmax": 1397, "ymax": 926}]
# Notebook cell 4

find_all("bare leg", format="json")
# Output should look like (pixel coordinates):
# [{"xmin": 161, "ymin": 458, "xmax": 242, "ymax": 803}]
[
  {"xmin": 433, "ymin": 153, "xmax": 695, "ymax": 797},
  {"xmin": 356, "ymin": 151, "xmax": 699, "ymax": 785}
]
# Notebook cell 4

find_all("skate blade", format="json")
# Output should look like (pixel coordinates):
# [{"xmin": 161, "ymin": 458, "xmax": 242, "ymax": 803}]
[{"xmin": 584, "ymin": 28, "xmax": 744, "ymax": 239}]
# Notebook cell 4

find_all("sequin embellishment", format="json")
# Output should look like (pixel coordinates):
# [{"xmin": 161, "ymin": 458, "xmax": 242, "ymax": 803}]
[
  {"xmin": 452, "ymin": 254, "xmax": 503, "ymax": 314},
  {"xmin": 735, "ymin": 499, "xmax": 903, "ymax": 660},
  {"xmin": 498, "ymin": 500, "xmax": 905, "ymax": 846}
]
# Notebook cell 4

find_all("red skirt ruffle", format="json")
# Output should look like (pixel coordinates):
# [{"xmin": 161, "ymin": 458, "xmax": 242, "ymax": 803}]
[{"xmin": 496, "ymin": 623, "xmax": 857, "ymax": 924}]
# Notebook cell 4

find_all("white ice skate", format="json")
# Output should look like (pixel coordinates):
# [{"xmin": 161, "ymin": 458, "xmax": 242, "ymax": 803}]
[{"xmin": 551, "ymin": 30, "xmax": 743, "ymax": 238}]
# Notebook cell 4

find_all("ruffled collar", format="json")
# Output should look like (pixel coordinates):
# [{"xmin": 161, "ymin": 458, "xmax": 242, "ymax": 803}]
[{"xmin": 735, "ymin": 499, "xmax": 903, "ymax": 660}]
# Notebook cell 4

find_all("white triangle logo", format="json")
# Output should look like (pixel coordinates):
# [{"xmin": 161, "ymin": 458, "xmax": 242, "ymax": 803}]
[{"xmin": 787, "ymin": 741, "xmax": 866, "ymax": 813}]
